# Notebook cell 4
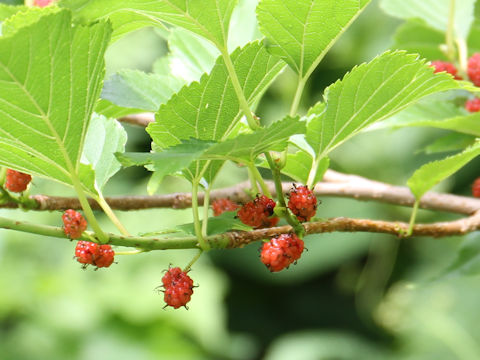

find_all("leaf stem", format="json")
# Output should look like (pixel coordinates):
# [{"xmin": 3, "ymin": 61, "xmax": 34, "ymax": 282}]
[
  {"xmin": 70, "ymin": 174, "xmax": 108, "ymax": 243},
  {"xmin": 306, "ymin": 156, "xmax": 321, "ymax": 189},
  {"xmin": 265, "ymin": 152, "xmax": 305, "ymax": 237},
  {"xmin": 95, "ymin": 193, "xmax": 130, "ymax": 236},
  {"xmin": 446, "ymin": 0, "xmax": 456, "ymax": 62},
  {"xmin": 407, "ymin": 200, "xmax": 420, "ymax": 237},
  {"xmin": 456, "ymin": 37, "xmax": 468, "ymax": 74},
  {"xmin": 289, "ymin": 77, "xmax": 307, "ymax": 117},
  {"xmin": 220, "ymin": 48, "xmax": 259, "ymax": 130},
  {"xmin": 192, "ymin": 181, "xmax": 210, "ymax": 251},
  {"xmin": 202, "ymin": 188, "xmax": 211, "ymax": 238},
  {"xmin": 247, "ymin": 166, "xmax": 260, "ymax": 194},
  {"xmin": 248, "ymin": 163, "xmax": 272, "ymax": 198}
]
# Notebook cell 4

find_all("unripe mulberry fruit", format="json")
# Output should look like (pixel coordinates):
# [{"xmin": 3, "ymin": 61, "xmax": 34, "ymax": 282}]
[
  {"xmin": 430, "ymin": 60, "xmax": 461, "ymax": 79},
  {"xmin": 161, "ymin": 267, "xmax": 194, "ymax": 309},
  {"xmin": 237, "ymin": 195, "xmax": 279, "ymax": 228},
  {"xmin": 74, "ymin": 241, "xmax": 114, "ymax": 268},
  {"xmin": 4, "ymin": 169, "xmax": 32, "ymax": 192},
  {"xmin": 260, "ymin": 234, "xmax": 305, "ymax": 272},
  {"xmin": 211, "ymin": 198, "xmax": 239, "ymax": 216},
  {"xmin": 465, "ymin": 98, "xmax": 480, "ymax": 113},
  {"xmin": 94, "ymin": 245, "xmax": 115, "ymax": 268},
  {"xmin": 473, "ymin": 177, "xmax": 480, "ymax": 198},
  {"xmin": 75, "ymin": 241, "xmax": 99, "ymax": 265},
  {"xmin": 287, "ymin": 185, "xmax": 317, "ymax": 222},
  {"xmin": 62, "ymin": 209, "xmax": 87, "ymax": 239},
  {"xmin": 468, "ymin": 53, "xmax": 480, "ymax": 86}
]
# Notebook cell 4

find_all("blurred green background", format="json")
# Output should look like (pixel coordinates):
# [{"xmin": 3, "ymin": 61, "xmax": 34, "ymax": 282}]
[{"xmin": 2, "ymin": 0, "xmax": 480, "ymax": 359}]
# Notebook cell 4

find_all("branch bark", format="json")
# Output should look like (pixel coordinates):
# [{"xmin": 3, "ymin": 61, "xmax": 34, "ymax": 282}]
[
  {"xmin": 4, "ymin": 172, "xmax": 480, "ymax": 215},
  {"xmin": 2, "ymin": 211, "xmax": 479, "ymax": 251}
]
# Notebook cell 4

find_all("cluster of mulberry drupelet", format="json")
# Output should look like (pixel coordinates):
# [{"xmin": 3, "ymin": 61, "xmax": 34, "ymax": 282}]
[
  {"xmin": 430, "ymin": 54, "xmax": 480, "ymax": 112},
  {"xmin": 62, "ymin": 209, "xmax": 115, "ymax": 269},
  {"xmin": 212, "ymin": 184, "xmax": 318, "ymax": 273},
  {"xmin": 160, "ymin": 267, "xmax": 194, "ymax": 309},
  {"xmin": 4, "ymin": 169, "xmax": 32, "ymax": 193}
]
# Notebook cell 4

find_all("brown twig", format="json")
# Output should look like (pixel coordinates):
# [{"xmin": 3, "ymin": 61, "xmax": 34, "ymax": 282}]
[
  {"xmin": 118, "ymin": 113, "xmax": 155, "ymax": 127},
  {"xmin": 224, "ymin": 211, "xmax": 480, "ymax": 248},
  {"xmin": 4, "ymin": 174, "xmax": 480, "ymax": 216}
]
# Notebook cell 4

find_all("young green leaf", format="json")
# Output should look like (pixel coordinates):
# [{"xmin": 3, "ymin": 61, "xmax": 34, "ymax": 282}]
[
  {"xmin": 82, "ymin": 114, "xmax": 127, "ymax": 190},
  {"xmin": 147, "ymin": 41, "xmax": 285, "ymax": 148},
  {"xmin": 380, "ymin": 0, "xmax": 476, "ymax": 40},
  {"xmin": 392, "ymin": 19, "xmax": 445, "ymax": 60},
  {"xmin": 257, "ymin": 0, "xmax": 370, "ymax": 79},
  {"xmin": 202, "ymin": 116, "xmax": 305, "ymax": 162},
  {"xmin": 118, "ymin": 117, "xmax": 303, "ymax": 183},
  {"xmin": 156, "ymin": 27, "xmax": 219, "ymax": 83},
  {"xmin": 306, "ymin": 51, "xmax": 459, "ymax": 160},
  {"xmin": 176, "ymin": 212, "xmax": 252, "ymax": 236},
  {"xmin": 0, "ymin": 4, "xmax": 25, "ymax": 22},
  {"xmin": 102, "ymin": 70, "xmax": 185, "ymax": 112},
  {"xmin": 408, "ymin": 142, "xmax": 480, "ymax": 200},
  {"xmin": 281, "ymin": 151, "xmax": 329, "ymax": 185},
  {"xmin": 94, "ymin": 99, "xmax": 144, "ymax": 119},
  {"xmin": 372, "ymin": 100, "xmax": 480, "ymax": 136},
  {"xmin": 61, "ymin": 0, "xmax": 238, "ymax": 48},
  {"xmin": 0, "ymin": 10, "xmax": 111, "ymax": 192},
  {"xmin": 423, "ymin": 133, "xmax": 476, "ymax": 154}
]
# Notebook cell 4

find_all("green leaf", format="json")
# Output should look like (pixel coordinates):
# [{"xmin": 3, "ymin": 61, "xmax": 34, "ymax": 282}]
[
  {"xmin": 102, "ymin": 70, "xmax": 185, "ymax": 112},
  {"xmin": 61, "ymin": 0, "xmax": 238, "ymax": 47},
  {"xmin": 228, "ymin": 0, "xmax": 262, "ymax": 50},
  {"xmin": 407, "ymin": 142, "xmax": 480, "ymax": 199},
  {"xmin": 467, "ymin": 21, "xmax": 480, "ymax": 53},
  {"xmin": 81, "ymin": 114, "xmax": 127, "ymax": 190},
  {"xmin": 116, "ymin": 140, "xmax": 214, "ymax": 185},
  {"xmin": 0, "ymin": 4, "xmax": 26, "ymax": 22},
  {"xmin": 392, "ymin": 19, "xmax": 445, "ymax": 60},
  {"xmin": 380, "ymin": 0, "xmax": 476, "ymax": 40},
  {"xmin": 155, "ymin": 27, "xmax": 219, "ymax": 83},
  {"xmin": 119, "ymin": 117, "xmax": 303, "ymax": 183},
  {"xmin": 306, "ymin": 51, "xmax": 459, "ymax": 160},
  {"xmin": 373, "ymin": 100, "xmax": 480, "ymax": 136},
  {"xmin": 94, "ymin": 99, "xmax": 144, "ymax": 119},
  {"xmin": 282, "ymin": 151, "xmax": 329, "ymax": 184},
  {"xmin": 257, "ymin": 0, "xmax": 370, "ymax": 78},
  {"xmin": 176, "ymin": 212, "xmax": 251, "ymax": 236},
  {"xmin": 147, "ymin": 41, "xmax": 285, "ymax": 148},
  {"xmin": 422, "ymin": 133, "xmax": 476, "ymax": 154},
  {"xmin": 1, "ymin": 6, "xmax": 60, "ymax": 36},
  {"xmin": 202, "ymin": 116, "xmax": 305, "ymax": 162},
  {"xmin": 0, "ymin": 10, "xmax": 111, "ymax": 193}
]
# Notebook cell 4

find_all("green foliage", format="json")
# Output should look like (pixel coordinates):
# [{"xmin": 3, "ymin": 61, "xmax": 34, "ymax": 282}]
[
  {"xmin": 392, "ymin": 20, "xmax": 445, "ymax": 60},
  {"xmin": 380, "ymin": 0, "xmax": 476, "ymax": 39},
  {"xmin": 82, "ymin": 114, "xmax": 127, "ymax": 190},
  {"xmin": 119, "ymin": 116, "xmax": 303, "ymax": 183},
  {"xmin": 257, "ymin": 0, "xmax": 370, "ymax": 79},
  {"xmin": 0, "ymin": 9, "xmax": 111, "ymax": 193},
  {"xmin": 423, "ymin": 133, "xmax": 476, "ymax": 154},
  {"xmin": 102, "ymin": 70, "xmax": 184, "ymax": 112},
  {"xmin": 155, "ymin": 27, "xmax": 219, "ymax": 82},
  {"xmin": 376, "ymin": 100, "xmax": 480, "ymax": 136},
  {"xmin": 3, "ymin": 1, "xmax": 480, "ymax": 359},
  {"xmin": 408, "ymin": 142, "xmax": 480, "ymax": 199},
  {"xmin": 61, "ymin": 0, "xmax": 238, "ymax": 47},
  {"xmin": 305, "ymin": 51, "xmax": 459, "ymax": 185}
]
